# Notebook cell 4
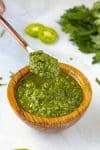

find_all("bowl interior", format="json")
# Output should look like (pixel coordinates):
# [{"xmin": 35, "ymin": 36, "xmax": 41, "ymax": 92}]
[{"xmin": 7, "ymin": 63, "xmax": 92, "ymax": 125}]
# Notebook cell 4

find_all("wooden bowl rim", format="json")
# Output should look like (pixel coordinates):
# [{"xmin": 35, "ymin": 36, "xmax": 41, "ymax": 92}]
[{"xmin": 7, "ymin": 63, "xmax": 92, "ymax": 125}]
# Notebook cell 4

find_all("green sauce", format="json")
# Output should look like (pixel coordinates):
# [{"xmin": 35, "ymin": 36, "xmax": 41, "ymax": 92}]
[
  {"xmin": 29, "ymin": 50, "xmax": 59, "ymax": 78},
  {"xmin": 16, "ymin": 51, "xmax": 83, "ymax": 118}
]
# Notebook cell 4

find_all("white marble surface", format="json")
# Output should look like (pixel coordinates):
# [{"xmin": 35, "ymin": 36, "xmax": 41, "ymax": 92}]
[{"xmin": 0, "ymin": 0, "xmax": 100, "ymax": 149}]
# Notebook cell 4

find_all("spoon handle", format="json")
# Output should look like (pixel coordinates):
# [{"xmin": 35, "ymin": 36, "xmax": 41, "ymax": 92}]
[{"xmin": 0, "ymin": 15, "xmax": 33, "ymax": 53}]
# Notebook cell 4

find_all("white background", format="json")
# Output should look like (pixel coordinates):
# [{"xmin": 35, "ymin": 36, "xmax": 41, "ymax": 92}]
[{"xmin": 0, "ymin": 0, "xmax": 100, "ymax": 149}]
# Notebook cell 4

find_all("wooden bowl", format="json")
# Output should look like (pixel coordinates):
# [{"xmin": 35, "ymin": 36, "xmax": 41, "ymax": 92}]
[{"xmin": 7, "ymin": 63, "xmax": 92, "ymax": 132}]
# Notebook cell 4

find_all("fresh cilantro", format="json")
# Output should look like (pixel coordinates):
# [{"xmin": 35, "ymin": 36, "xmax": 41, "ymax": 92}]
[
  {"xmin": 92, "ymin": 1, "xmax": 100, "ymax": 18},
  {"xmin": 59, "ymin": 2, "xmax": 100, "ymax": 64}
]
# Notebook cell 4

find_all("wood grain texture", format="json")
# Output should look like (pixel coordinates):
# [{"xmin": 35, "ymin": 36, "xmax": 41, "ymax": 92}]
[{"xmin": 7, "ymin": 63, "xmax": 92, "ymax": 132}]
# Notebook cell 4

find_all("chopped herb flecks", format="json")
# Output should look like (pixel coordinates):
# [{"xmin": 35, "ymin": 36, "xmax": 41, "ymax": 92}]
[
  {"xmin": 16, "ymin": 51, "xmax": 83, "ymax": 118},
  {"xmin": 0, "ymin": 76, "xmax": 6, "ymax": 87},
  {"xmin": 96, "ymin": 77, "xmax": 100, "ymax": 85},
  {"xmin": 0, "ymin": 83, "xmax": 6, "ymax": 86},
  {"xmin": 9, "ymin": 71, "xmax": 15, "ymax": 79},
  {"xmin": 69, "ymin": 57, "xmax": 73, "ymax": 60},
  {"xmin": 14, "ymin": 148, "xmax": 29, "ymax": 150},
  {"xmin": 0, "ymin": 30, "xmax": 5, "ymax": 37},
  {"xmin": 0, "ymin": 77, "xmax": 3, "ymax": 80}
]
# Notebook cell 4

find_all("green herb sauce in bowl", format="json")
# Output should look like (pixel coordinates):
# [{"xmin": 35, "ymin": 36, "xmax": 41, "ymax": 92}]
[{"xmin": 16, "ymin": 51, "xmax": 83, "ymax": 118}]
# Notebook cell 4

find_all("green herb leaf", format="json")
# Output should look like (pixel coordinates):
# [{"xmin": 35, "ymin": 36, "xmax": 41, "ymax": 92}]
[
  {"xmin": 0, "ymin": 77, "xmax": 3, "ymax": 80},
  {"xmin": 61, "ymin": 5, "xmax": 91, "ymax": 20},
  {"xmin": 92, "ymin": 1, "xmax": 100, "ymax": 18},
  {"xmin": 96, "ymin": 77, "xmax": 100, "ymax": 85},
  {"xmin": 93, "ymin": 1, "xmax": 100, "ymax": 10},
  {"xmin": 9, "ymin": 71, "xmax": 15, "ymax": 79},
  {"xmin": 59, "ymin": 2, "xmax": 100, "ymax": 64},
  {"xmin": 91, "ymin": 34, "xmax": 100, "ymax": 49},
  {"xmin": 69, "ymin": 57, "xmax": 73, "ymax": 60},
  {"xmin": 14, "ymin": 148, "xmax": 29, "ymax": 150},
  {"xmin": 0, "ymin": 76, "xmax": 6, "ymax": 86},
  {"xmin": 92, "ymin": 52, "xmax": 100, "ymax": 64},
  {"xmin": 0, "ymin": 83, "xmax": 6, "ymax": 86},
  {"xmin": 0, "ymin": 30, "xmax": 5, "ymax": 37}
]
